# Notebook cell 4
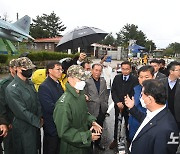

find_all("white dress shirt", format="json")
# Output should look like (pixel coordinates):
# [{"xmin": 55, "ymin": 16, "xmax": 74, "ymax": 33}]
[
  {"xmin": 129, "ymin": 105, "xmax": 166, "ymax": 152},
  {"xmin": 168, "ymin": 78, "xmax": 177, "ymax": 89}
]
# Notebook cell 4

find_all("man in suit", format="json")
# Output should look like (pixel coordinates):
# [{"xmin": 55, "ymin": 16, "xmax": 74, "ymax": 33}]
[
  {"xmin": 125, "ymin": 79, "xmax": 179, "ymax": 154},
  {"xmin": 84, "ymin": 63, "xmax": 109, "ymax": 151},
  {"xmin": 128, "ymin": 65, "xmax": 154, "ymax": 142},
  {"xmin": 150, "ymin": 59, "xmax": 166, "ymax": 79},
  {"xmin": 38, "ymin": 61, "xmax": 64, "ymax": 154},
  {"xmin": 160, "ymin": 61, "xmax": 180, "ymax": 130},
  {"xmin": 109, "ymin": 61, "xmax": 138, "ymax": 149}
]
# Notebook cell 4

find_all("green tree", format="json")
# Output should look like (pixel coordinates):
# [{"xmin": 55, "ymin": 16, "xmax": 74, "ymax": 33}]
[
  {"xmin": 100, "ymin": 33, "xmax": 116, "ymax": 46},
  {"xmin": 145, "ymin": 40, "xmax": 156, "ymax": 52},
  {"xmin": 30, "ymin": 12, "xmax": 66, "ymax": 38},
  {"xmin": 116, "ymin": 24, "xmax": 156, "ymax": 51},
  {"xmin": 164, "ymin": 48, "xmax": 174, "ymax": 56},
  {"xmin": 168, "ymin": 42, "xmax": 180, "ymax": 54}
]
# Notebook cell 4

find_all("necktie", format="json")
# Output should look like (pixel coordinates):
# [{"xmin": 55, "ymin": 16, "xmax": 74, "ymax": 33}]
[{"xmin": 124, "ymin": 76, "xmax": 127, "ymax": 81}]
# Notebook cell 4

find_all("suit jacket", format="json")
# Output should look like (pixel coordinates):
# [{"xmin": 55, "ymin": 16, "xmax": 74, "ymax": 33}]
[
  {"xmin": 84, "ymin": 77, "xmax": 108, "ymax": 117},
  {"xmin": 111, "ymin": 74, "xmax": 138, "ymax": 105},
  {"xmin": 129, "ymin": 106, "xmax": 179, "ymax": 154},
  {"xmin": 38, "ymin": 76, "xmax": 64, "ymax": 136},
  {"xmin": 155, "ymin": 71, "xmax": 166, "ymax": 79},
  {"xmin": 160, "ymin": 78, "xmax": 180, "ymax": 122}
]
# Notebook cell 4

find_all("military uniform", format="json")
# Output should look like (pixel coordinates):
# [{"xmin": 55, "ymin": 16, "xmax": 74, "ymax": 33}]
[
  {"xmin": 0, "ymin": 59, "xmax": 18, "ymax": 154},
  {"xmin": 5, "ymin": 76, "xmax": 42, "ymax": 154},
  {"xmin": 5, "ymin": 57, "xmax": 42, "ymax": 154},
  {"xmin": 54, "ymin": 83, "xmax": 96, "ymax": 154},
  {"xmin": 53, "ymin": 65, "xmax": 96, "ymax": 154},
  {"xmin": 0, "ymin": 75, "xmax": 14, "ymax": 154}
]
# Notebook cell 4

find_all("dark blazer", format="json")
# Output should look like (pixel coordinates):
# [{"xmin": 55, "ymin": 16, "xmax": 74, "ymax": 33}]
[
  {"xmin": 160, "ymin": 78, "xmax": 180, "ymax": 122},
  {"xmin": 84, "ymin": 77, "xmax": 108, "ymax": 117},
  {"xmin": 129, "ymin": 106, "xmax": 179, "ymax": 154},
  {"xmin": 111, "ymin": 74, "xmax": 138, "ymax": 105},
  {"xmin": 38, "ymin": 76, "xmax": 64, "ymax": 136},
  {"xmin": 155, "ymin": 71, "xmax": 166, "ymax": 79}
]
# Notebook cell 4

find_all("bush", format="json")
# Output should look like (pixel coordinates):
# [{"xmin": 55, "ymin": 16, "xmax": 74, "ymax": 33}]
[
  {"xmin": 0, "ymin": 54, "xmax": 8, "ymax": 64},
  {"xmin": 27, "ymin": 51, "xmax": 77, "ymax": 61}
]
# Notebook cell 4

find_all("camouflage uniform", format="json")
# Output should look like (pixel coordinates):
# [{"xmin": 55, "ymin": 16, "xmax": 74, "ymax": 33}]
[
  {"xmin": 5, "ymin": 57, "xmax": 42, "ymax": 154},
  {"xmin": 53, "ymin": 65, "xmax": 96, "ymax": 154}
]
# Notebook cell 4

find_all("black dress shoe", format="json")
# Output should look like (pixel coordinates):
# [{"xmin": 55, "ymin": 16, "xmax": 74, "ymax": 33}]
[{"xmin": 95, "ymin": 144, "xmax": 105, "ymax": 151}]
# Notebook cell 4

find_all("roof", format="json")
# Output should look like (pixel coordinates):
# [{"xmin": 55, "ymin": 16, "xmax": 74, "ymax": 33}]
[
  {"xmin": 91, "ymin": 43, "xmax": 116, "ymax": 49},
  {"xmin": 34, "ymin": 37, "xmax": 62, "ymax": 43}
]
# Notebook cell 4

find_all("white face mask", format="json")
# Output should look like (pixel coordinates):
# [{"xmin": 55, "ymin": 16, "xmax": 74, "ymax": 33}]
[
  {"xmin": 74, "ymin": 81, "xmax": 86, "ymax": 90},
  {"xmin": 140, "ymin": 97, "xmax": 147, "ymax": 108}
]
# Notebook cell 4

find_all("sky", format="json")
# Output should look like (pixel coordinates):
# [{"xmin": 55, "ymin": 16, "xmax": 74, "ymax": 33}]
[{"xmin": 1, "ymin": 0, "xmax": 180, "ymax": 49}]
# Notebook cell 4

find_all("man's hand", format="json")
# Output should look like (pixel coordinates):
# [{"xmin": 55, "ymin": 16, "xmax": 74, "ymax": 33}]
[
  {"xmin": 117, "ymin": 102, "xmax": 124, "ymax": 112},
  {"xmin": 91, "ymin": 122, "xmax": 102, "ymax": 134},
  {"xmin": 91, "ymin": 132, "xmax": 101, "ymax": 141},
  {"xmin": 124, "ymin": 95, "xmax": 135, "ymax": 109},
  {"xmin": 0, "ymin": 124, "xmax": 8, "ymax": 137},
  {"xmin": 84, "ymin": 94, "xmax": 89, "ymax": 101}
]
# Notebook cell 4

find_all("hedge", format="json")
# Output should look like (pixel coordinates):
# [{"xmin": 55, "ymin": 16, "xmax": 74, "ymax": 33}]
[
  {"xmin": 0, "ymin": 55, "xmax": 8, "ymax": 64},
  {"xmin": 27, "ymin": 51, "xmax": 78, "ymax": 61}
]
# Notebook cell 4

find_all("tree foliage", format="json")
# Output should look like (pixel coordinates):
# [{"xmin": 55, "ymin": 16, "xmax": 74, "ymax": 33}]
[
  {"xmin": 116, "ymin": 24, "xmax": 156, "ymax": 51},
  {"xmin": 30, "ymin": 12, "xmax": 66, "ymax": 38},
  {"xmin": 145, "ymin": 40, "xmax": 156, "ymax": 52},
  {"xmin": 164, "ymin": 42, "xmax": 180, "ymax": 56},
  {"xmin": 100, "ymin": 33, "xmax": 116, "ymax": 46}
]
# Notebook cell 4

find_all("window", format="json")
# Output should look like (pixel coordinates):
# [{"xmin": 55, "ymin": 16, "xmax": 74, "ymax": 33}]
[
  {"xmin": 45, "ymin": 44, "xmax": 48, "ymax": 50},
  {"xmin": 49, "ymin": 43, "xmax": 51, "ymax": 50}
]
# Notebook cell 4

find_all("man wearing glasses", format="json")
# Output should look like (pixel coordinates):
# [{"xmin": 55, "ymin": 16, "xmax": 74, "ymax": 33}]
[{"xmin": 38, "ymin": 61, "xmax": 64, "ymax": 154}]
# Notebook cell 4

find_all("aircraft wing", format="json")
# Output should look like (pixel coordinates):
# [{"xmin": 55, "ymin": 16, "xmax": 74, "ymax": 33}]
[
  {"xmin": 0, "ymin": 15, "xmax": 34, "ymax": 41},
  {"xmin": 0, "ymin": 25, "xmax": 34, "ymax": 40}
]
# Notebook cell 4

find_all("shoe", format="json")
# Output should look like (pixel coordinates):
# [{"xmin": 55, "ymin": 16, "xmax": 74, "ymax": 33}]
[
  {"xmin": 105, "ymin": 112, "xmax": 110, "ymax": 117},
  {"xmin": 109, "ymin": 140, "xmax": 117, "ymax": 149},
  {"xmin": 95, "ymin": 144, "xmax": 105, "ymax": 151}
]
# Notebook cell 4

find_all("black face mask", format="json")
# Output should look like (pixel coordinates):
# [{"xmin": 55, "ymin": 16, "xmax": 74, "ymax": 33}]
[{"xmin": 21, "ymin": 69, "xmax": 33, "ymax": 78}]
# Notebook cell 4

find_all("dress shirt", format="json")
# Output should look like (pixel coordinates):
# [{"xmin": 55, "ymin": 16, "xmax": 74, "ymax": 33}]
[
  {"xmin": 129, "ymin": 105, "xmax": 166, "ymax": 151},
  {"xmin": 123, "ymin": 75, "xmax": 129, "ymax": 81},
  {"xmin": 153, "ymin": 72, "xmax": 158, "ymax": 78},
  {"xmin": 168, "ymin": 78, "xmax": 177, "ymax": 89}
]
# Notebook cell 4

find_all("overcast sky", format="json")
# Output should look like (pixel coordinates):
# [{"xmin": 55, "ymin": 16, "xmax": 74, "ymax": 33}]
[{"xmin": 1, "ymin": 0, "xmax": 180, "ymax": 48}]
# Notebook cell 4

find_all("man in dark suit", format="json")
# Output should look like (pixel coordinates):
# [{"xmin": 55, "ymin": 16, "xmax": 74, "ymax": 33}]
[
  {"xmin": 159, "ymin": 59, "xmax": 168, "ymax": 76},
  {"xmin": 84, "ymin": 63, "xmax": 109, "ymax": 151},
  {"xmin": 125, "ymin": 79, "xmax": 179, "ymax": 154},
  {"xmin": 160, "ymin": 61, "xmax": 180, "ymax": 130},
  {"xmin": 109, "ymin": 61, "xmax": 138, "ymax": 149},
  {"xmin": 38, "ymin": 61, "xmax": 64, "ymax": 154},
  {"xmin": 150, "ymin": 59, "xmax": 166, "ymax": 79}
]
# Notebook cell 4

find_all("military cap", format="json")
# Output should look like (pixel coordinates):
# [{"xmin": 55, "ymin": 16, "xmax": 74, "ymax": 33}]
[
  {"xmin": 67, "ymin": 65, "xmax": 88, "ymax": 81},
  {"xmin": 9, "ymin": 59, "xmax": 18, "ymax": 67},
  {"xmin": 17, "ymin": 57, "xmax": 36, "ymax": 69}
]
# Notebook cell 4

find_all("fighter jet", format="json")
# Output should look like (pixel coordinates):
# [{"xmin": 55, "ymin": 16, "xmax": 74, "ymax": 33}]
[{"xmin": 0, "ymin": 15, "xmax": 34, "ymax": 42}]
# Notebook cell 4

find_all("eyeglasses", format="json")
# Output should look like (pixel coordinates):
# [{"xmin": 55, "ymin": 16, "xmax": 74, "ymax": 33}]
[{"xmin": 54, "ymin": 68, "xmax": 64, "ymax": 72}]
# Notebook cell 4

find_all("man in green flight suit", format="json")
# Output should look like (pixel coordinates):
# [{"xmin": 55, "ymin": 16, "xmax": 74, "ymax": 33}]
[
  {"xmin": 0, "ymin": 59, "xmax": 18, "ymax": 154},
  {"xmin": 53, "ymin": 65, "xmax": 102, "ymax": 154},
  {"xmin": 5, "ymin": 57, "xmax": 43, "ymax": 154}
]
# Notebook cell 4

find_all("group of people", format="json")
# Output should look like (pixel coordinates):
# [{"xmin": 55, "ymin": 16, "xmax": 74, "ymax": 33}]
[{"xmin": 0, "ymin": 52, "xmax": 179, "ymax": 154}]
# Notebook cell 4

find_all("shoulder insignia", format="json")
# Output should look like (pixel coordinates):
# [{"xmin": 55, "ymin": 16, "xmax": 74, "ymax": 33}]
[
  {"xmin": 12, "ymin": 84, "xmax": 16, "ymax": 87},
  {"xmin": 60, "ymin": 94, "xmax": 66, "ymax": 103}
]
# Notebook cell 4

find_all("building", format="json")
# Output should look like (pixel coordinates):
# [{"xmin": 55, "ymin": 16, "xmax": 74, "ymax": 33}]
[{"xmin": 26, "ymin": 37, "xmax": 62, "ymax": 51}]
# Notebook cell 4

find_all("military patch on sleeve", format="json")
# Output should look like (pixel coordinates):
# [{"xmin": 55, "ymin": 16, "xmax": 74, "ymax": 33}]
[{"xmin": 60, "ymin": 94, "xmax": 66, "ymax": 103}]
